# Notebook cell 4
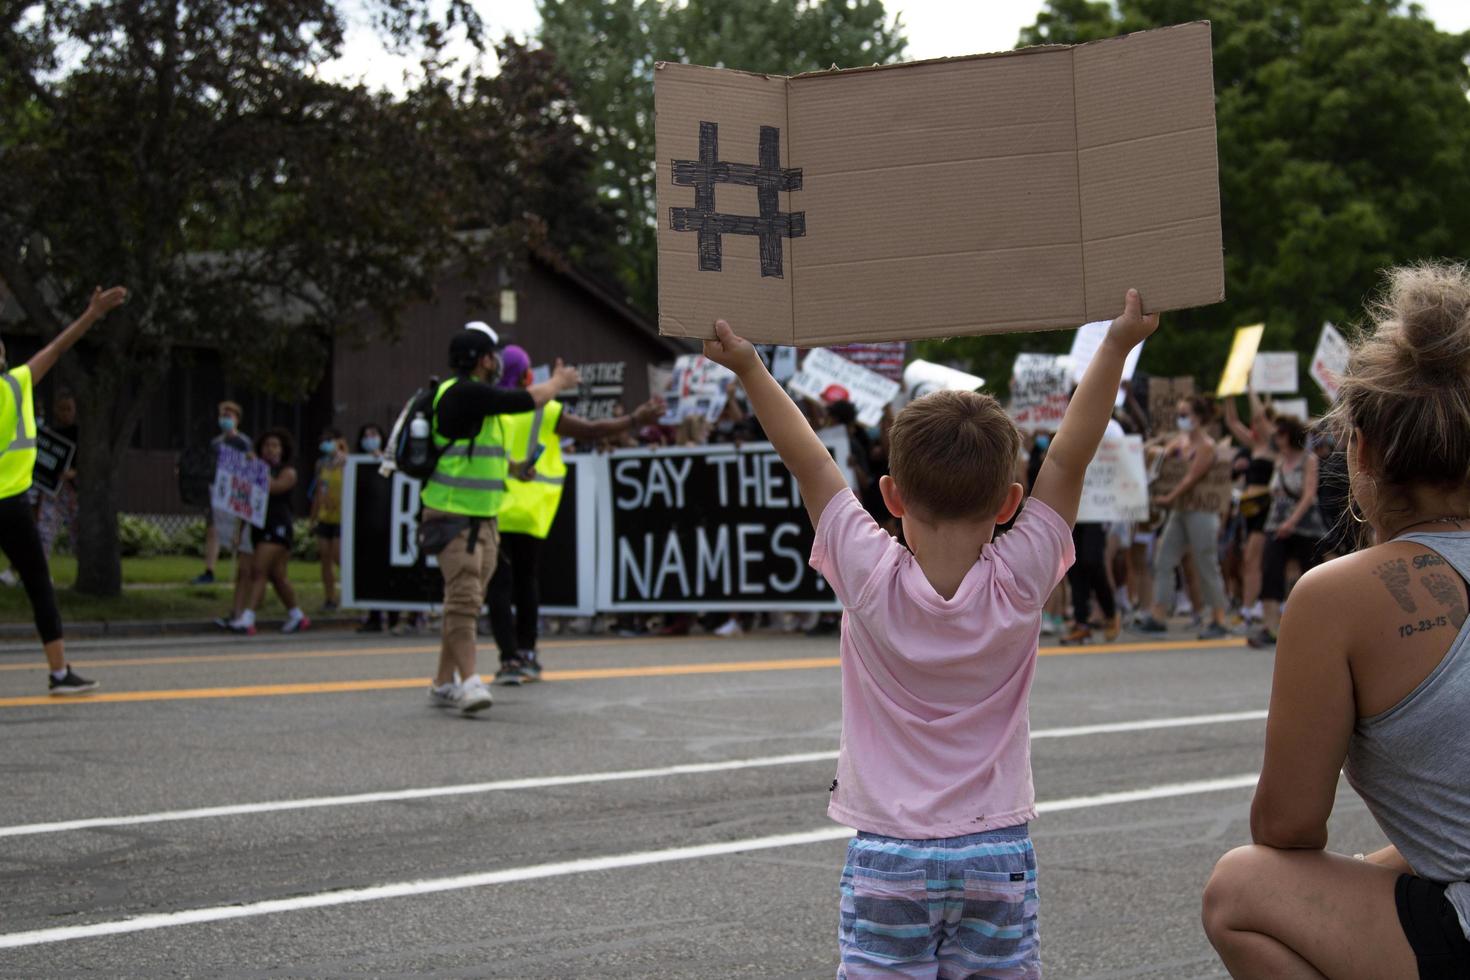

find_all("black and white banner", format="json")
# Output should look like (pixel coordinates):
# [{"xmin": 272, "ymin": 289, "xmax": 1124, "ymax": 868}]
[
  {"xmin": 340, "ymin": 455, "xmax": 596, "ymax": 615},
  {"xmin": 596, "ymin": 445, "xmax": 838, "ymax": 612}
]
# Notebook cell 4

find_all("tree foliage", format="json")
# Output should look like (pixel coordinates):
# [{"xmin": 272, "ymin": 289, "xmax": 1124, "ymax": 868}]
[
  {"xmin": 922, "ymin": 0, "xmax": 1470, "ymax": 401},
  {"xmin": 537, "ymin": 0, "xmax": 908, "ymax": 313},
  {"xmin": 0, "ymin": 1, "xmax": 612, "ymax": 595}
]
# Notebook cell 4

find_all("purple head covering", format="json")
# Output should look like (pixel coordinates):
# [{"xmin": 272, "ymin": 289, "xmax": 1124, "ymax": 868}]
[{"xmin": 498, "ymin": 344, "xmax": 531, "ymax": 388}]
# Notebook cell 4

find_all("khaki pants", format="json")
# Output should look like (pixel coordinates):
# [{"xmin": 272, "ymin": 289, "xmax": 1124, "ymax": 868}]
[{"xmin": 426, "ymin": 512, "xmax": 499, "ymax": 679}]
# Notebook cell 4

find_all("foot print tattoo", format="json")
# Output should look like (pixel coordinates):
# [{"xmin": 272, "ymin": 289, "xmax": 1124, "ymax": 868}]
[
  {"xmin": 1420, "ymin": 571, "xmax": 1467, "ymax": 628},
  {"xmin": 1374, "ymin": 559, "xmax": 1416, "ymax": 613}
]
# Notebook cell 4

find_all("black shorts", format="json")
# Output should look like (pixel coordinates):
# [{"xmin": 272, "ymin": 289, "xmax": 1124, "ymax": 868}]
[
  {"xmin": 1396, "ymin": 874, "xmax": 1470, "ymax": 979},
  {"xmin": 251, "ymin": 522, "xmax": 294, "ymax": 549},
  {"xmin": 314, "ymin": 522, "xmax": 341, "ymax": 540},
  {"xmin": 1240, "ymin": 494, "xmax": 1270, "ymax": 534}
]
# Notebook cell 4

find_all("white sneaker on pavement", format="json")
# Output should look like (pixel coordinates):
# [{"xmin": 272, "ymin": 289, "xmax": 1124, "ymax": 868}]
[
  {"xmin": 713, "ymin": 618, "xmax": 743, "ymax": 638},
  {"xmin": 456, "ymin": 678, "xmax": 493, "ymax": 715},
  {"xmin": 428, "ymin": 682, "xmax": 458, "ymax": 708}
]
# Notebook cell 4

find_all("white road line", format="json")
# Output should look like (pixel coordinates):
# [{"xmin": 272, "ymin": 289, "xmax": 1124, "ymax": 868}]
[
  {"xmin": 0, "ymin": 773, "xmax": 1258, "ymax": 950},
  {"xmin": 0, "ymin": 710, "xmax": 1265, "ymax": 840}
]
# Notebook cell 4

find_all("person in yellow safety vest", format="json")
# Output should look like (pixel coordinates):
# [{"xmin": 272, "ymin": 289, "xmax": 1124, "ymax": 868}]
[
  {"xmin": 418, "ymin": 322, "xmax": 580, "ymax": 715},
  {"xmin": 0, "ymin": 285, "xmax": 127, "ymax": 695},
  {"xmin": 486, "ymin": 345, "xmax": 665, "ymax": 686}
]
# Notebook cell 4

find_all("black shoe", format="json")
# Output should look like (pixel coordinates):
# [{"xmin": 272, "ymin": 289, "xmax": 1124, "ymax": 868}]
[
  {"xmin": 518, "ymin": 655, "xmax": 542, "ymax": 683},
  {"xmin": 49, "ymin": 667, "xmax": 99, "ymax": 695},
  {"xmin": 1198, "ymin": 622, "xmax": 1230, "ymax": 641},
  {"xmin": 1134, "ymin": 615, "xmax": 1169, "ymax": 634},
  {"xmin": 1246, "ymin": 628, "xmax": 1278, "ymax": 649},
  {"xmin": 192, "ymin": 571, "xmax": 215, "ymax": 585},
  {"xmin": 494, "ymin": 660, "xmax": 526, "ymax": 686}
]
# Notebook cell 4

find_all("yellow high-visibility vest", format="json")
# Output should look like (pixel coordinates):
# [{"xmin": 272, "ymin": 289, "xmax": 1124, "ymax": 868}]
[
  {"xmin": 0, "ymin": 366, "xmax": 38, "ymax": 498},
  {"xmin": 497, "ymin": 399, "xmax": 566, "ymax": 539},
  {"xmin": 420, "ymin": 377, "xmax": 509, "ymax": 517}
]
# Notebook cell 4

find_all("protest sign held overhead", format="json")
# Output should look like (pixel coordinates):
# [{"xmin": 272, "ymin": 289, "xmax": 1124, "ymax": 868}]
[
  {"xmin": 1147, "ymin": 376, "xmax": 1195, "ymax": 434},
  {"xmin": 211, "ymin": 445, "xmax": 270, "ymax": 529},
  {"xmin": 660, "ymin": 354, "xmax": 738, "ymax": 424},
  {"xmin": 1068, "ymin": 321, "xmax": 1143, "ymax": 385},
  {"xmin": 1271, "ymin": 398, "xmax": 1309, "ymax": 422},
  {"xmin": 1250, "ymin": 351, "xmax": 1298, "ymax": 394},
  {"xmin": 1078, "ymin": 435, "xmax": 1150, "ymax": 523},
  {"xmin": 827, "ymin": 342, "xmax": 907, "ymax": 383},
  {"xmin": 655, "ymin": 22, "xmax": 1224, "ymax": 346},
  {"xmin": 1216, "ymin": 324, "xmax": 1265, "ymax": 397},
  {"xmin": 1009, "ymin": 353, "xmax": 1071, "ymax": 434},
  {"xmin": 787, "ymin": 347, "xmax": 900, "ymax": 427},
  {"xmin": 903, "ymin": 360, "xmax": 984, "ymax": 400},
  {"xmin": 1310, "ymin": 322, "xmax": 1350, "ymax": 402}
]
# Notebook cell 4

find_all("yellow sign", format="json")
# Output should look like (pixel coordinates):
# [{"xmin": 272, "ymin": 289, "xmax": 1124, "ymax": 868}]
[{"xmin": 1216, "ymin": 324, "xmax": 1265, "ymax": 397}]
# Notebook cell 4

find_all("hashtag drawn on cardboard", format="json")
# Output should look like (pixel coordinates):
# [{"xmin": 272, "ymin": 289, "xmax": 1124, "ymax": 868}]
[{"xmin": 669, "ymin": 121, "xmax": 805, "ymax": 278}]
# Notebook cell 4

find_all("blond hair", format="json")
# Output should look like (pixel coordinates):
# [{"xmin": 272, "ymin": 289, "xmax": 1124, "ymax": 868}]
[{"xmin": 888, "ymin": 389, "xmax": 1020, "ymax": 521}]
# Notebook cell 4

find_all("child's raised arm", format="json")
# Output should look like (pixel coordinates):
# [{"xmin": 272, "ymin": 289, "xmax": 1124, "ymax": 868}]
[
  {"xmin": 1031, "ymin": 289, "xmax": 1159, "ymax": 526},
  {"xmin": 703, "ymin": 320, "xmax": 847, "ymax": 530}
]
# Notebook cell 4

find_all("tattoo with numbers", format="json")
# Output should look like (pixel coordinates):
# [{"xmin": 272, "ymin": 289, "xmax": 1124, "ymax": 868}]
[
  {"xmin": 1374, "ymin": 558, "xmax": 1417, "ymax": 613},
  {"xmin": 1420, "ymin": 571, "xmax": 1468, "ymax": 629}
]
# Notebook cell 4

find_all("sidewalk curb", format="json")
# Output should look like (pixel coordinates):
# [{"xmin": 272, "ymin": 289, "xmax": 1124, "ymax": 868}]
[{"xmin": 0, "ymin": 616, "xmax": 365, "ymax": 642}]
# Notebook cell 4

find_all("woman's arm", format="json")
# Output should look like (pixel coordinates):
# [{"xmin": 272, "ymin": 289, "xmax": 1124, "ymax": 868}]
[
  {"xmin": 270, "ymin": 466, "xmax": 297, "ymax": 495},
  {"xmin": 1221, "ymin": 397, "xmax": 1255, "ymax": 447},
  {"xmin": 1278, "ymin": 452, "xmax": 1320, "ymax": 538},
  {"xmin": 27, "ymin": 287, "xmax": 127, "ymax": 384}
]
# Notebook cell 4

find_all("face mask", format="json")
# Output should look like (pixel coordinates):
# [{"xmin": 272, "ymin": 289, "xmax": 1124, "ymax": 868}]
[
  {"xmin": 361, "ymin": 436, "xmax": 381, "ymax": 453},
  {"xmin": 1034, "ymin": 435, "xmax": 1051, "ymax": 450},
  {"xmin": 219, "ymin": 417, "xmax": 236, "ymax": 432},
  {"xmin": 1177, "ymin": 415, "xmax": 1196, "ymax": 432},
  {"xmin": 320, "ymin": 440, "xmax": 336, "ymax": 455}
]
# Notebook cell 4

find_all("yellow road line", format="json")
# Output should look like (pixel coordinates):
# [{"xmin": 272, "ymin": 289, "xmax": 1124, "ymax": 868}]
[{"xmin": 0, "ymin": 638, "xmax": 1241, "ymax": 708}]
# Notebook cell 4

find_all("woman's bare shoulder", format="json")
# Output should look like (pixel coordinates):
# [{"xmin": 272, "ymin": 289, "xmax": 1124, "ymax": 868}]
[{"xmin": 1292, "ymin": 539, "xmax": 1463, "ymax": 635}]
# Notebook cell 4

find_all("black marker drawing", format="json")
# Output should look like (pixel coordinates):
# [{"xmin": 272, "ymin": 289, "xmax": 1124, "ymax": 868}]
[{"xmin": 669, "ymin": 121, "xmax": 805, "ymax": 278}]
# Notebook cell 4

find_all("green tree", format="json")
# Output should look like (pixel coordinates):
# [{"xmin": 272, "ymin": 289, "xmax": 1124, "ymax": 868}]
[
  {"xmin": 538, "ymin": 0, "xmax": 908, "ymax": 312},
  {"xmin": 924, "ymin": 0, "xmax": 1470, "ymax": 403},
  {"xmin": 0, "ymin": 3, "xmax": 612, "ymax": 597}
]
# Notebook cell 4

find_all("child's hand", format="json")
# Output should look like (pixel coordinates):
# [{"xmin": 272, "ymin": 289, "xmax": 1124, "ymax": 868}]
[
  {"xmin": 703, "ymin": 320, "xmax": 761, "ymax": 376},
  {"xmin": 1107, "ymin": 288, "xmax": 1160, "ymax": 350}
]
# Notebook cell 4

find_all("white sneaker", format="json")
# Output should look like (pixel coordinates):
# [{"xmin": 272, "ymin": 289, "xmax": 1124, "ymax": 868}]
[
  {"xmin": 428, "ymin": 682, "xmax": 458, "ymax": 708},
  {"xmin": 456, "ymin": 679, "xmax": 493, "ymax": 715},
  {"xmin": 713, "ymin": 618, "xmax": 743, "ymax": 638},
  {"xmin": 281, "ymin": 611, "xmax": 311, "ymax": 634}
]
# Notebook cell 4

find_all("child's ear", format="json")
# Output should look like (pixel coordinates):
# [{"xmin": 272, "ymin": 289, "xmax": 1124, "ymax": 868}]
[
  {"xmin": 879, "ymin": 474, "xmax": 905, "ymax": 518},
  {"xmin": 993, "ymin": 483, "xmax": 1024, "ymax": 525}
]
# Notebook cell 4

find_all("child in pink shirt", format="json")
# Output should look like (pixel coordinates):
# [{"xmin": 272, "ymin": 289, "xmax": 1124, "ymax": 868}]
[{"xmin": 703, "ymin": 291, "xmax": 1158, "ymax": 978}]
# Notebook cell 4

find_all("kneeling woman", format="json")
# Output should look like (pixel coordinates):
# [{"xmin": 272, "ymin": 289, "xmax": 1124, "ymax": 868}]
[
  {"xmin": 230, "ymin": 429, "xmax": 309, "ymax": 636},
  {"xmin": 1203, "ymin": 262, "xmax": 1470, "ymax": 977}
]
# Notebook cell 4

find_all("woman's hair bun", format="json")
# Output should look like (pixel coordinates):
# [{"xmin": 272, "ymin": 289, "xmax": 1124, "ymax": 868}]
[{"xmin": 1380, "ymin": 262, "xmax": 1470, "ymax": 379}]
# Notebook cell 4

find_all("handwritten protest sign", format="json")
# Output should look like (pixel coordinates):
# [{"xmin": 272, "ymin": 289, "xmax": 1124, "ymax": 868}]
[
  {"xmin": 1216, "ymin": 324, "xmax": 1265, "ymax": 397},
  {"xmin": 1147, "ymin": 376, "xmax": 1195, "ymax": 434},
  {"xmin": 1068, "ymin": 321, "xmax": 1143, "ymax": 385},
  {"xmin": 1152, "ymin": 450, "xmax": 1233, "ymax": 515},
  {"xmin": 788, "ymin": 347, "xmax": 900, "ymax": 427},
  {"xmin": 660, "ymin": 354, "xmax": 737, "ymax": 425},
  {"xmin": 1078, "ymin": 435, "xmax": 1149, "ymax": 522},
  {"xmin": 828, "ymin": 342, "xmax": 907, "ymax": 383},
  {"xmin": 32, "ymin": 426, "xmax": 77, "ymax": 498},
  {"xmin": 1250, "ymin": 351, "xmax": 1298, "ymax": 394},
  {"xmin": 211, "ymin": 445, "xmax": 270, "ymax": 529},
  {"xmin": 1310, "ymin": 322, "xmax": 1350, "ymax": 402},
  {"xmin": 1009, "ymin": 353, "xmax": 1071, "ymax": 434}
]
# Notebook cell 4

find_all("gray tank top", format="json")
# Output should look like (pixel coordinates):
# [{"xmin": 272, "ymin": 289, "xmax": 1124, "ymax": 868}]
[{"xmin": 1343, "ymin": 530, "xmax": 1470, "ymax": 940}]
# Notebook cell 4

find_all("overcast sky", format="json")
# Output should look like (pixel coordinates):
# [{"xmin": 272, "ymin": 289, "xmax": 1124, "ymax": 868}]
[{"xmin": 321, "ymin": 0, "xmax": 1470, "ymax": 91}]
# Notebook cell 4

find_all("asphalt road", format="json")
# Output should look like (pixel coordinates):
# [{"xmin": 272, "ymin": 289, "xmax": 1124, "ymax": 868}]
[{"xmin": 0, "ymin": 627, "xmax": 1388, "ymax": 978}]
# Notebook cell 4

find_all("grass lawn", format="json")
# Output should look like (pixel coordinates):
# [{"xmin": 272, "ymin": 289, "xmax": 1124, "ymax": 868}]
[{"xmin": 0, "ymin": 555, "xmax": 336, "ymax": 624}]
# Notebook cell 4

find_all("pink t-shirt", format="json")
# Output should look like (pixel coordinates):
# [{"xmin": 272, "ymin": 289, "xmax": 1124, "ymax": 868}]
[{"xmin": 809, "ymin": 489, "xmax": 1074, "ymax": 839}]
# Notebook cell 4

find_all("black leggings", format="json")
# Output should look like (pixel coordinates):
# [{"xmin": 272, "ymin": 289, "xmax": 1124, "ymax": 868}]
[
  {"xmin": 0, "ymin": 491, "xmax": 63, "ymax": 643},
  {"xmin": 1069, "ymin": 523, "xmax": 1117, "ymax": 623},
  {"xmin": 1261, "ymin": 533, "xmax": 1320, "ymax": 602},
  {"xmin": 487, "ymin": 531, "xmax": 542, "ymax": 661}
]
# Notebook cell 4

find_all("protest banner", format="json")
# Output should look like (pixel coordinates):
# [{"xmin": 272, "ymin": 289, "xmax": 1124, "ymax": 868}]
[
  {"xmin": 827, "ymin": 342, "xmax": 907, "ymax": 383},
  {"xmin": 596, "ymin": 445, "xmax": 840, "ymax": 612},
  {"xmin": 1216, "ymin": 324, "xmax": 1265, "ymax": 397},
  {"xmin": 1068, "ymin": 321, "xmax": 1143, "ymax": 386},
  {"xmin": 660, "ymin": 354, "xmax": 737, "ymax": 425},
  {"xmin": 903, "ymin": 359, "xmax": 985, "ymax": 399},
  {"xmin": 340, "ymin": 455, "xmax": 595, "ymax": 615},
  {"xmin": 1270, "ymin": 398, "xmax": 1309, "ymax": 423},
  {"xmin": 562, "ymin": 361, "xmax": 627, "ymax": 420},
  {"xmin": 210, "ymin": 445, "xmax": 270, "ymax": 529},
  {"xmin": 1147, "ymin": 376, "xmax": 1195, "ymax": 434},
  {"xmin": 31, "ymin": 426, "xmax": 77, "ymax": 497},
  {"xmin": 1008, "ymin": 353, "xmax": 1071, "ymax": 435},
  {"xmin": 1250, "ymin": 351, "xmax": 1298, "ymax": 394},
  {"xmin": 788, "ymin": 347, "xmax": 900, "ymax": 426},
  {"xmin": 1310, "ymin": 322, "xmax": 1350, "ymax": 402},
  {"xmin": 1152, "ymin": 451, "xmax": 1234, "ymax": 515},
  {"xmin": 1078, "ymin": 435, "xmax": 1149, "ymax": 523},
  {"xmin": 655, "ymin": 23, "xmax": 1223, "ymax": 345}
]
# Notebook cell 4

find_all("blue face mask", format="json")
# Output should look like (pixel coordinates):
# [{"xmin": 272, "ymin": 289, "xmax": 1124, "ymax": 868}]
[
  {"xmin": 219, "ymin": 416, "xmax": 236, "ymax": 433},
  {"xmin": 320, "ymin": 440, "xmax": 336, "ymax": 455},
  {"xmin": 1035, "ymin": 435, "xmax": 1051, "ymax": 450},
  {"xmin": 361, "ymin": 436, "xmax": 381, "ymax": 453}
]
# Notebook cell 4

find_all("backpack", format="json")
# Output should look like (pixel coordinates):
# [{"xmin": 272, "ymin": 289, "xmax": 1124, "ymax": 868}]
[{"xmin": 385, "ymin": 377, "xmax": 443, "ymax": 480}]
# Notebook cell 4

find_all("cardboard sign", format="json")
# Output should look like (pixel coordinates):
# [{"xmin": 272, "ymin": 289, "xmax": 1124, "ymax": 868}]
[
  {"xmin": 903, "ymin": 359, "xmax": 985, "ymax": 399},
  {"xmin": 1147, "ymin": 376, "xmax": 1195, "ymax": 435},
  {"xmin": 1310, "ymin": 322, "xmax": 1350, "ymax": 402},
  {"xmin": 339, "ymin": 456, "xmax": 594, "ymax": 615},
  {"xmin": 211, "ymin": 445, "xmax": 270, "ymax": 529},
  {"xmin": 1250, "ymin": 351, "xmax": 1298, "ymax": 394},
  {"xmin": 596, "ymin": 445, "xmax": 840, "ymax": 611},
  {"xmin": 788, "ymin": 347, "xmax": 900, "ymax": 427},
  {"xmin": 1078, "ymin": 435, "xmax": 1150, "ymax": 523},
  {"xmin": 660, "ymin": 354, "xmax": 737, "ymax": 425},
  {"xmin": 1009, "ymin": 353, "xmax": 1071, "ymax": 435},
  {"xmin": 1216, "ymin": 323, "xmax": 1265, "ymax": 397},
  {"xmin": 655, "ymin": 22, "xmax": 1224, "ymax": 345},
  {"xmin": 1152, "ymin": 450, "xmax": 1233, "ymax": 514},
  {"xmin": 1271, "ymin": 397, "xmax": 1309, "ymax": 423},
  {"xmin": 1068, "ymin": 321, "xmax": 1143, "ymax": 385},
  {"xmin": 827, "ymin": 342, "xmax": 907, "ymax": 383},
  {"xmin": 31, "ymin": 426, "xmax": 77, "ymax": 498}
]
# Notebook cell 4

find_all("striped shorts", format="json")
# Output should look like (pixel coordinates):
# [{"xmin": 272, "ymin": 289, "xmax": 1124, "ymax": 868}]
[{"xmin": 837, "ymin": 825, "xmax": 1040, "ymax": 979}]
